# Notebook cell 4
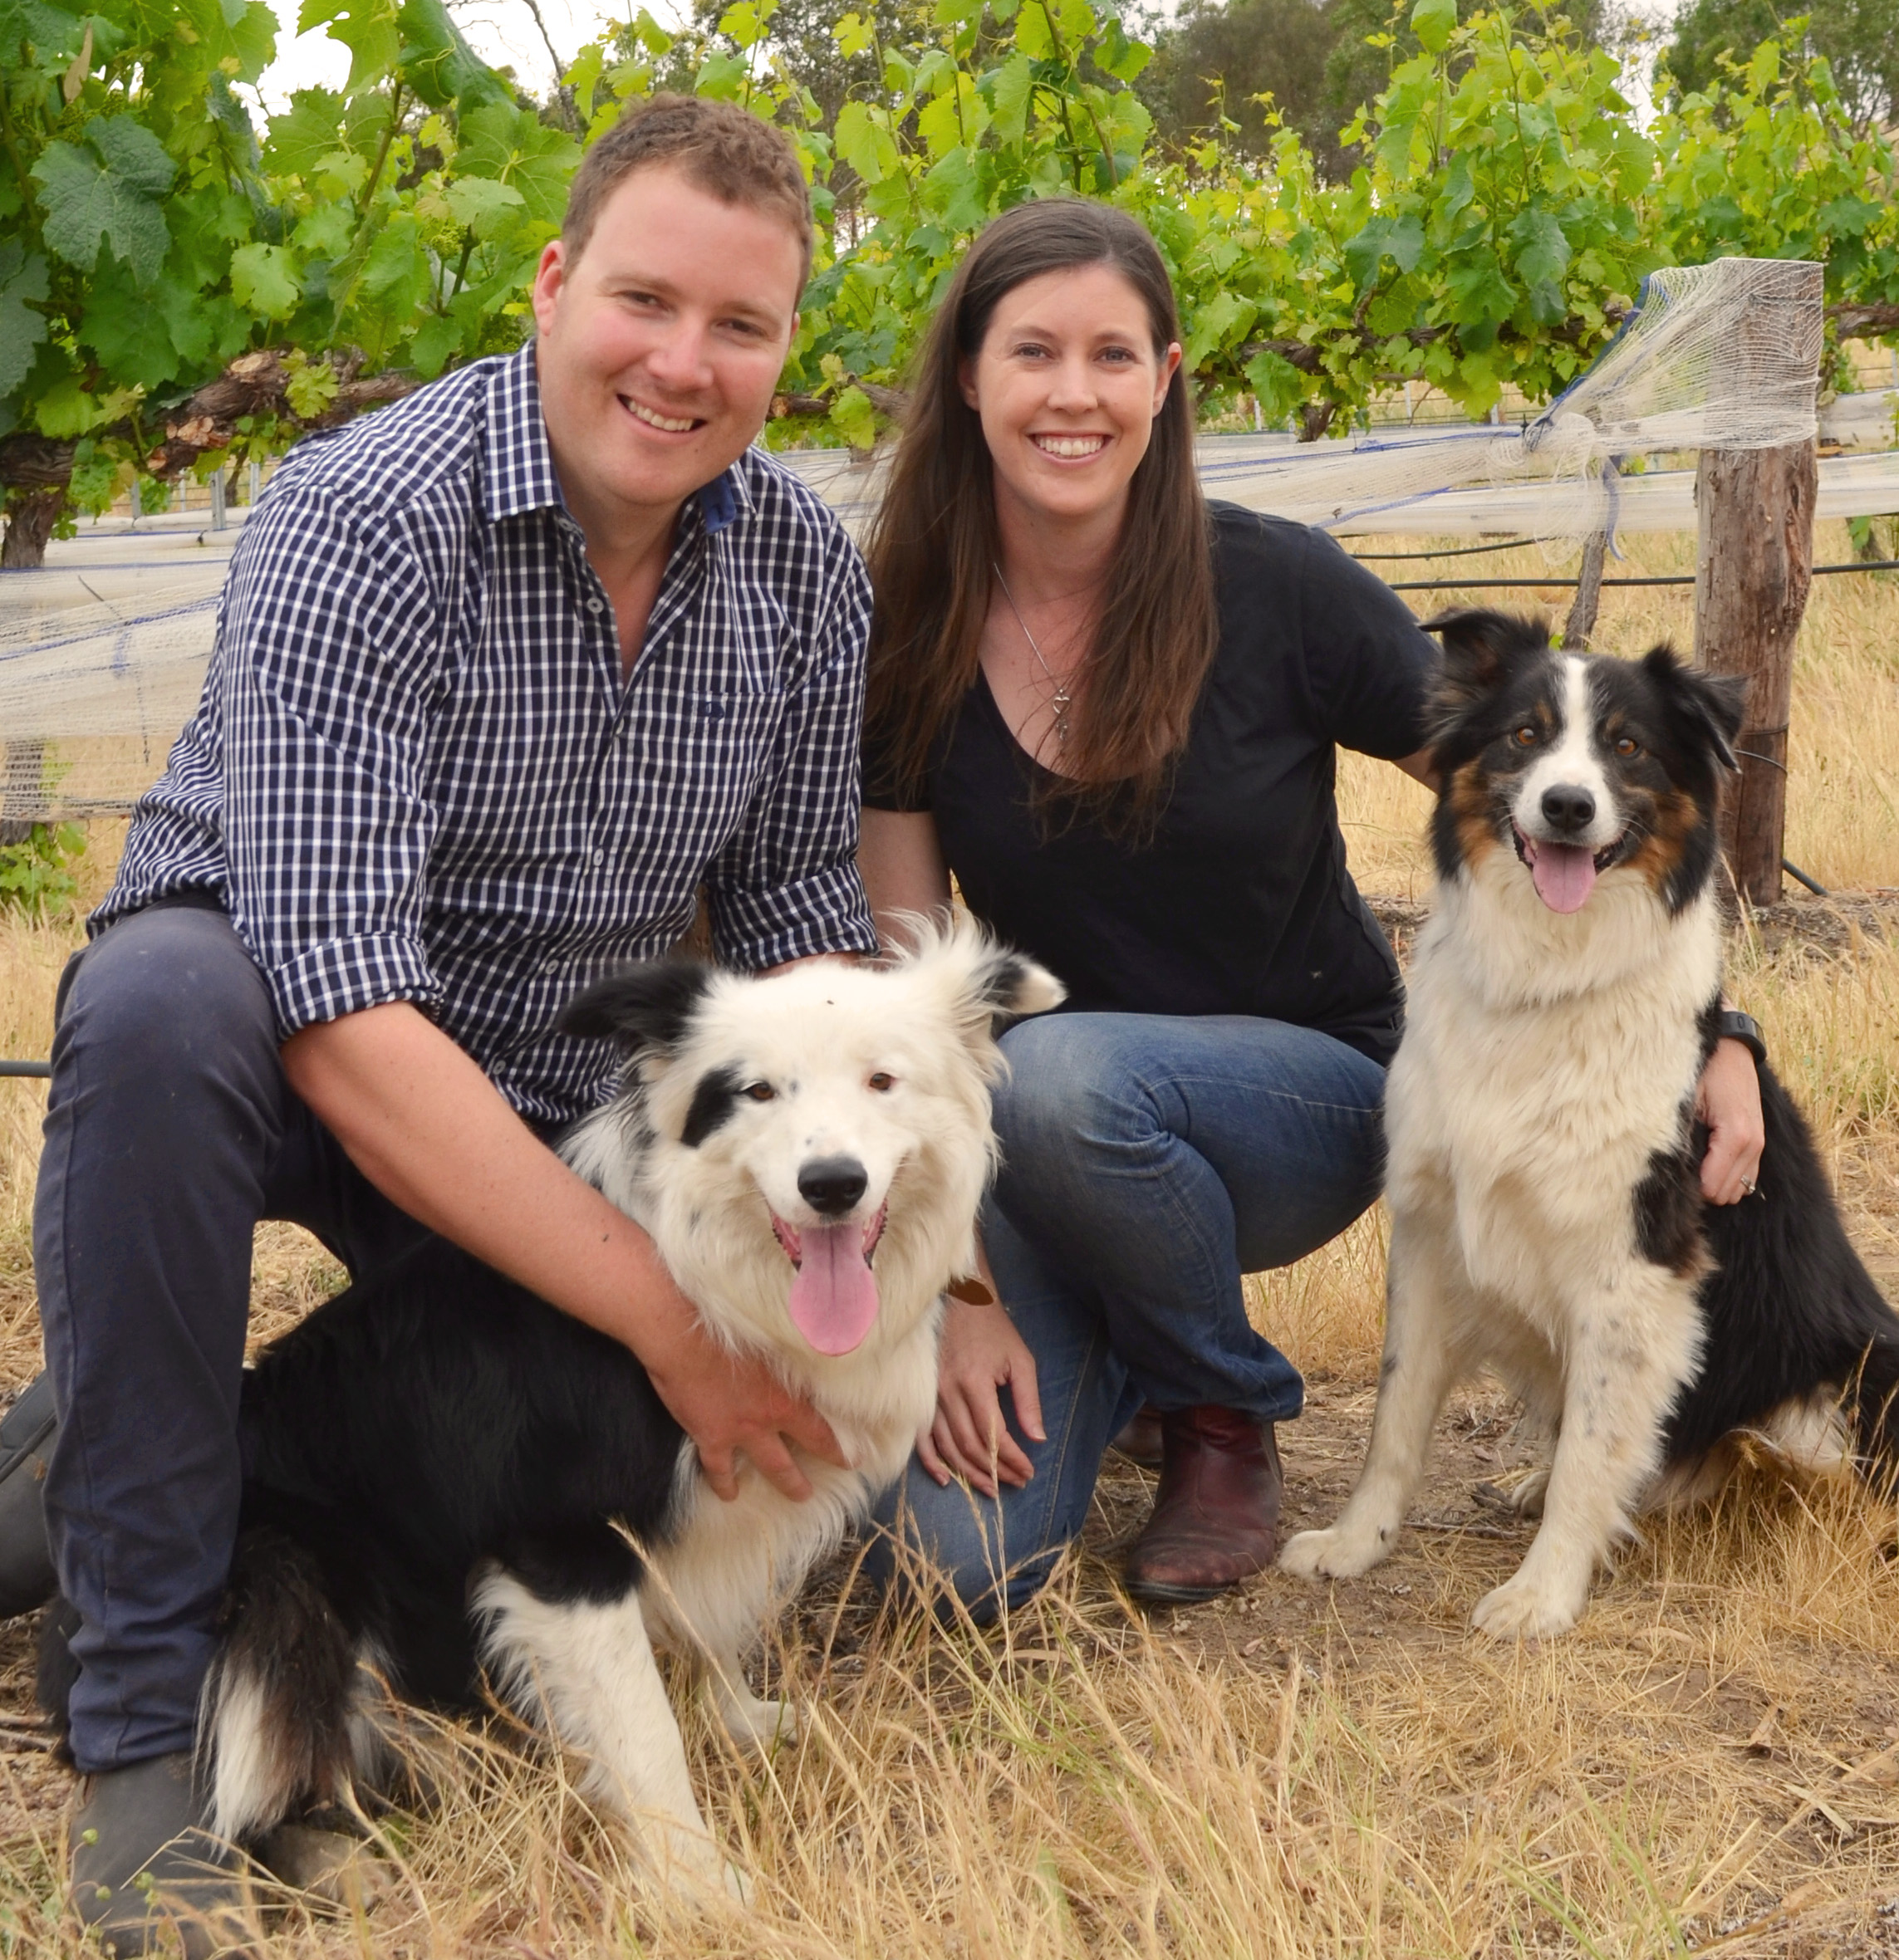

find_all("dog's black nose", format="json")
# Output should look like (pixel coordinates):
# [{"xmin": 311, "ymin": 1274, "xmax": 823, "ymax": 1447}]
[
  {"xmin": 1540, "ymin": 783, "xmax": 1596, "ymax": 833},
  {"xmin": 797, "ymin": 1156, "xmax": 868, "ymax": 1217}
]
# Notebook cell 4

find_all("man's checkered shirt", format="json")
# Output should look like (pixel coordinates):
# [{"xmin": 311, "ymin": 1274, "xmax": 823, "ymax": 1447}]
[{"xmin": 96, "ymin": 344, "xmax": 879, "ymax": 1125}]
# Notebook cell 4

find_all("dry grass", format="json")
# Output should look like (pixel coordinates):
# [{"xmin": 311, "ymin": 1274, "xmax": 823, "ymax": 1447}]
[{"xmin": 2, "ymin": 541, "xmax": 1899, "ymax": 1956}]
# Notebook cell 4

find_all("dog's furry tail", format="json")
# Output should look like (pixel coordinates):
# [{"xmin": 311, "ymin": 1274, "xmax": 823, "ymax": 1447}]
[
  {"xmin": 1850, "ymin": 1318, "xmax": 1899, "ymax": 1483},
  {"xmin": 199, "ymin": 1527, "xmax": 357, "ymax": 1844}
]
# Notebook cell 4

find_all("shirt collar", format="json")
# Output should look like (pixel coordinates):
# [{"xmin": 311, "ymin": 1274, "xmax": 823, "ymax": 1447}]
[{"xmin": 483, "ymin": 342, "xmax": 757, "ymax": 537}]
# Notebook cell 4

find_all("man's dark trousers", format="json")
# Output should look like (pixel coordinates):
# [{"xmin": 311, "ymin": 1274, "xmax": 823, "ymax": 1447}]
[{"xmin": 34, "ymin": 898, "xmax": 434, "ymax": 1773}]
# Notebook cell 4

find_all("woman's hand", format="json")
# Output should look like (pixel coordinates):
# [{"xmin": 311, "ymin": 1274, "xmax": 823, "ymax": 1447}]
[
  {"xmin": 917, "ymin": 1295, "xmax": 1046, "ymax": 1497},
  {"xmin": 1696, "ymin": 1036, "xmax": 1765, "ymax": 1204}
]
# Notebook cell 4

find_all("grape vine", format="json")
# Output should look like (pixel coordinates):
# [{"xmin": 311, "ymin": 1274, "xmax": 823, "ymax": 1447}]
[{"xmin": 3, "ymin": 0, "xmax": 1898, "ymax": 565}]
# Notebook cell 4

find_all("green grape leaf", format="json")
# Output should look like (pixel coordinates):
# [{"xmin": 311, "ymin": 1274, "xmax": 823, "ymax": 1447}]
[
  {"xmin": 0, "ymin": 0, "xmax": 86, "ymax": 60},
  {"xmin": 1410, "ymin": 0, "xmax": 1455, "ymax": 53},
  {"xmin": 1243, "ymin": 346, "xmax": 1303, "ymax": 420},
  {"xmin": 454, "ymin": 104, "xmax": 581, "ymax": 225},
  {"xmin": 395, "ymin": 0, "xmax": 508, "ymax": 109},
  {"xmin": 32, "ymin": 370, "xmax": 133, "ymax": 438},
  {"xmin": 444, "ymin": 173, "xmax": 527, "ymax": 238},
  {"xmin": 694, "ymin": 49, "xmax": 748, "ymax": 98},
  {"xmin": 230, "ymin": 240, "xmax": 303, "ymax": 316},
  {"xmin": 828, "ymin": 384, "xmax": 877, "ymax": 450},
  {"xmin": 32, "ymin": 118, "xmax": 174, "ymax": 284},
  {"xmin": 834, "ymin": 101, "xmax": 899, "ymax": 185},
  {"xmin": 1097, "ymin": 13, "xmax": 1150, "ymax": 82},
  {"xmin": 262, "ymin": 87, "xmax": 346, "ymax": 175},
  {"xmin": 298, "ymin": 0, "xmax": 399, "ymax": 95},
  {"xmin": 410, "ymin": 310, "xmax": 464, "ymax": 377},
  {"xmin": 360, "ymin": 212, "xmax": 426, "ymax": 298},
  {"xmin": 1183, "ymin": 289, "xmax": 1256, "ymax": 369},
  {"xmin": 76, "ymin": 255, "xmax": 184, "ymax": 388},
  {"xmin": 1506, "ymin": 208, "xmax": 1570, "ymax": 288},
  {"xmin": 292, "ymin": 198, "xmax": 355, "ymax": 256},
  {"xmin": 1445, "ymin": 251, "xmax": 1516, "ymax": 330},
  {"xmin": 565, "ymin": 41, "xmax": 603, "ymax": 119},
  {"xmin": 1013, "ymin": 0, "xmax": 1052, "ymax": 58},
  {"xmin": 988, "ymin": 51, "xmax": 1033, "ymax": 143},
  {"xmin": 0, "ymin": 244, "xmax": 50, "ymax": 396},
  {"xmin": 1342, "ymin": 213, "xmax": 1424, "ymax": 292}
]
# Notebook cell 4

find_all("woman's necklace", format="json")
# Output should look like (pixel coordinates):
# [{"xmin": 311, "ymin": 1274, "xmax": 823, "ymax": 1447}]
[{"xmin": 993, "ymin": 561, "xmax": 1081, "ymax": 748}]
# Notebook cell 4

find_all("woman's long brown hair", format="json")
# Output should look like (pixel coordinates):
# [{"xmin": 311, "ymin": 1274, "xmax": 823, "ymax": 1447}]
[{"xmin": 862, "ymin": 199, "xmax": 1217, "ymax": 832}]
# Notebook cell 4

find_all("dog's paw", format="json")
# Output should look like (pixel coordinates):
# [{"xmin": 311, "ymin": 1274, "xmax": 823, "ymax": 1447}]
[
  {"xmin": 723, "ymin": 1693, "xmax": 799, "ymax": 1757},
  {"xmin": 1505, "ymin": 1467, "xmax": 1550, "ymax": 1520},
  {"xmin": 1278, "ymin": 1526, "xmax": 1389, "ymax": 1580},
  {"xmin": 1470, "ymin": 1571, "xmax": 1585, "ymax": 1640}
]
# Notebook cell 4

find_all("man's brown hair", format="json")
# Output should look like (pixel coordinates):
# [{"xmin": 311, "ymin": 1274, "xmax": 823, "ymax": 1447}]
[{"xmin": 562, "ymin": 94, "xmax": 815, "ymax": 292}]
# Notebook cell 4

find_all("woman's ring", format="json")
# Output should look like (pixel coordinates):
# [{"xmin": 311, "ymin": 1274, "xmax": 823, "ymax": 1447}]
[{"xmin": 1740, "ymin": 1177, "xmax": 1756, "ymax": 1195}]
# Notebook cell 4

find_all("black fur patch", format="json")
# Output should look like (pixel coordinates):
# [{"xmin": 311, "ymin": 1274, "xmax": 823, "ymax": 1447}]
[
  {"xmin": 1665, "ymin": 1057, "xmax": 1899, "ymax": 1471},
  {"xmin": 556, "ymin": 959, "xmax": 714, "ymax": 1056},
  {"xmin": 225, "ymin": 1237, "xmax": 689, "ymax": 1745},
  {"xmin": 1633, "ymin": 1129, "xmax": 1702, "ymax": 1276},
  {"xmin": 680, "ymin": 1066, "xmax": 745, "ymax": 1149}
]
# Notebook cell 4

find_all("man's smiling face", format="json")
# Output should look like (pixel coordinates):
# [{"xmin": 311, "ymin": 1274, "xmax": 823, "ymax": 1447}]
[{"xmin": 531, "ymin": 164, "xmax": 804, "ymax": 538}]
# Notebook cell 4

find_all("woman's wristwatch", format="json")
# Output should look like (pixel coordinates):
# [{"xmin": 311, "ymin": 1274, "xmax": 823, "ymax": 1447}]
[{"xmin": 1715, "ymin": 1008, "xmax": 1767, "ymax": 1067}]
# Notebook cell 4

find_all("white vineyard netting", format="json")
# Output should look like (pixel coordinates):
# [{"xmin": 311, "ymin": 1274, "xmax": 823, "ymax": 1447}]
[{"xmin": 0, "ymin": 256, "xmax": 1842, "ymax": 821}]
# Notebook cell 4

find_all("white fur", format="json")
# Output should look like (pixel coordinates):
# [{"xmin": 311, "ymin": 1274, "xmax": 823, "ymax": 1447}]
[
  {"xmin": 539, "ymin": 922, "xmax": 1058, "ymax": 1862},
  {"xmin": 1280, "ymin": 811, "xmax": 1724, "ymax": 1637}
]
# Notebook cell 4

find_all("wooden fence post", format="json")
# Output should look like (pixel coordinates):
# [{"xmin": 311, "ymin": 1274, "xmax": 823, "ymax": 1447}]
[{"xmin": 1691, "ymin": 261, "xmax": 1823, "ymax": 906}]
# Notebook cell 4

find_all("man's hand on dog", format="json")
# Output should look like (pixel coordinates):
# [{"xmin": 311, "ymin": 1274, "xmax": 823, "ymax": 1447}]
[
  {"xmin": 1698, "ymin": 1036, "xmax": 1765, "ymax": 1204},
  {"xmin": 920, "ymin": 1294, "xmax": 1044, "ymax": 1497},
  {"xmin": 644, "ymin": 1322, "xmax": 846, "ymax": 1503}
]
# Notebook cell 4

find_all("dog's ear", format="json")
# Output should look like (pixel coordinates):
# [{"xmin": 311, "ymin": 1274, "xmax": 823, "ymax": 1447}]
[
  {"xmin": 1640, "ymin": 643, "xmax": 1746, "ymax": 771},
  {"xmin": 557, "ymin": 959, "xmax": 716, "ymax": 1055},
  {"xmin": 888, "ymin": 916, "xmax": 1065, "ymax": 1052},
  {"xmin": 1422, "ymin": 609, "xmax": 1552, "ymax": 710},
  {"xmin": 969, "ymin": 946, "xmax": 1065, "ymax": 1031}
]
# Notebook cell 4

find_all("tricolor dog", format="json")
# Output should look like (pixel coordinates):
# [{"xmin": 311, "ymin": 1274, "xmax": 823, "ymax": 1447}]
[
  {"xmin": 1280, "ymin": 610, "xmax": 1899, "ymax": 1638},
  {"xmin": 42, "ymin": 922, "xmax": 1061, "ymax": 1893}
]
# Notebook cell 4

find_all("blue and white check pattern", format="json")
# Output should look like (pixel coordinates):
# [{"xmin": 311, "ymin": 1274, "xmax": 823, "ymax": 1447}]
[{"xmin": 98, "ymin": 344, "xmax": 878, "ymax": 1125}]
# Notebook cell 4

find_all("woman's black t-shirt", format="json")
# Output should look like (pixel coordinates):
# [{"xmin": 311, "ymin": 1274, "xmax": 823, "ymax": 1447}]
[{"xmin": 861, "ymin": 502, "xmax": 1438, "ymax": 1067}]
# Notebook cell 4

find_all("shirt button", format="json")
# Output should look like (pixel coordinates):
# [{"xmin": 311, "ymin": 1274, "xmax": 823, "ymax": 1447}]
[
  {"xmin": 592, "ymin": 848, "xmax": 605, "ymax": 867},
  {"xmin": 587, "ymin": 598, "xmax": 603, "ymax": 614}
]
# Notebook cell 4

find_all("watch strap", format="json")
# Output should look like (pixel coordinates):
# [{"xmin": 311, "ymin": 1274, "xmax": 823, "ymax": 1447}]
[{"xmin": 1715, "ymin": 1008, "xmax": 1767, "ymax": 1067}]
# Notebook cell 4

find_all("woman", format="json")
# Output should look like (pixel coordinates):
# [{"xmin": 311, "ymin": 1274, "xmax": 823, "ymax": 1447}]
[{"xmin": 856, "ymin": 199, "xmax": 1765, "ymax": 1613}]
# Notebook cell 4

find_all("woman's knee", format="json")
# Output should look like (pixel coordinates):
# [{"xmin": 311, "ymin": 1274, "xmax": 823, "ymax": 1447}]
[{"xmin": 992, "ymin": 1015, "xmax": 1156, "ymax": 1175}]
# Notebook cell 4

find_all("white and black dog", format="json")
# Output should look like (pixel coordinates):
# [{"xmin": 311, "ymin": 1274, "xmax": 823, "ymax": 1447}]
[
  {"xmin": 1281, "ymin": 610, "xmax": 1899, "ymax": 1638},
  {"xmin": 43, "ymin": 922, "xmax": 1061, "ymax": 1891}
]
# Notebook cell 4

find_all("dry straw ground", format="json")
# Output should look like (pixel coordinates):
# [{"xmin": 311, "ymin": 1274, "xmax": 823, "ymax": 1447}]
[{"xmin": 1, "ymin": 523, "xmax": 1898, "ymax": 1957}]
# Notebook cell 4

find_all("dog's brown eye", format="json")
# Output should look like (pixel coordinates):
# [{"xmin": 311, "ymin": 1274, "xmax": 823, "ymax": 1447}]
[
  {"xmin": 743, "ymin": 1081, "xmax": 776, "ymax": 1103},
  {"xmin": 1614, "ymin": 735, "xmax": 1640, "ymax": 757},
  {"xmin": 1512, "ymin": 726, "xmax": 1538, "ymax": 748},
  {"xmin": 867, "ymin": 1071, "xmax": 896, "ymax": 1092}
]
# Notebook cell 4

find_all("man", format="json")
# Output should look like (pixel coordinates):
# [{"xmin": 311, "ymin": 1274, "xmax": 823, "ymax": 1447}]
[{"xmin": 8, "ymin": 93, "xmax": 877, "ymax": 1951}]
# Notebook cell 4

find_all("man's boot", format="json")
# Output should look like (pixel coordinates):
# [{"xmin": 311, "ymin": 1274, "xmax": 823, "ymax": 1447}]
[
  {"xmin": 1122, "ymin": 1405, "xmax": 1283, "ymax": 1605},
  {"xmin": 71, "ymin": 1752, "xmax": 256, "ymax": 1958},
  {"xmin": 0, "ymin": 1374, "xmax": 56, "ymax": 1619}
]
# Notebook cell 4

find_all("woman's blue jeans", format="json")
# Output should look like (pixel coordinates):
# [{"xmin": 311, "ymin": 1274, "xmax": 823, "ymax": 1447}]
[{"xmin": 867, "ymin": 1010, "xmax": 1386, "ymax": 1616}]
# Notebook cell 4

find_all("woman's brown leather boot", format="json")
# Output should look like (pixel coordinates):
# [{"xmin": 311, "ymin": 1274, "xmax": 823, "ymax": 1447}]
[{"xmin": 1122, "ymin": 1406, "xmax": 1283, "ymax": 1605}]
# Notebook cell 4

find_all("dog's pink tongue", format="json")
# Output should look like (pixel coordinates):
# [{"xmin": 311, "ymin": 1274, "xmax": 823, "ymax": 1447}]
[
  {"xmin": 787, "ymin": 1223, "xmax": 881, "ymax": 1355},
  {"xmin": 1530, "ymin": 841, "xmax": 1597, "ymax": 914}
]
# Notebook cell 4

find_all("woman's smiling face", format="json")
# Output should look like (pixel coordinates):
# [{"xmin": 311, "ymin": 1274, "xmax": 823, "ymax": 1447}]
[{"xmin": 959, "ymin": 262, "xmax": 1182, "ymax": 537}]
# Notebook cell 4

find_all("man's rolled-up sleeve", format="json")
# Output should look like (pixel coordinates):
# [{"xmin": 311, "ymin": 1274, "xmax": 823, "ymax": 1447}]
[
  {"xmin": 215, "ymin": 490, "xmax": 447, "ymax": 1040},
  {"xmin": 704, "ymin": 532, "xmax": 880, "ymax": 972}
]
